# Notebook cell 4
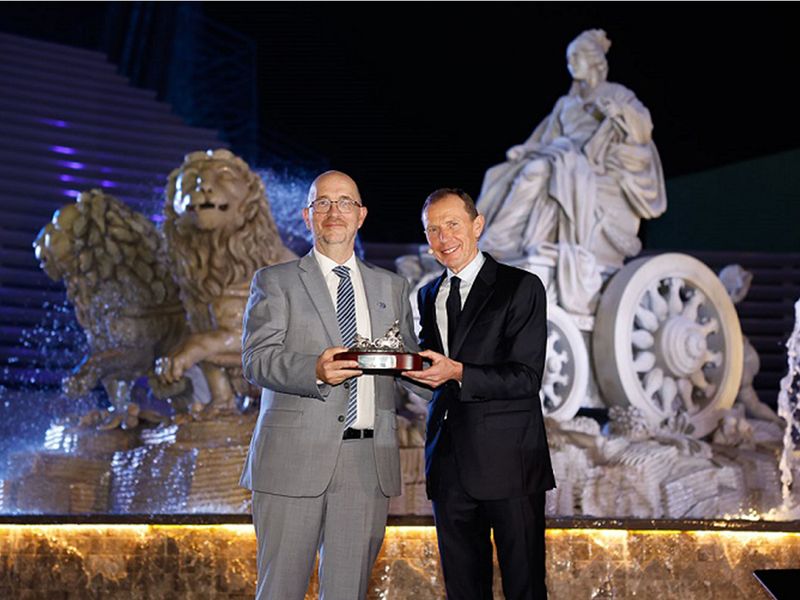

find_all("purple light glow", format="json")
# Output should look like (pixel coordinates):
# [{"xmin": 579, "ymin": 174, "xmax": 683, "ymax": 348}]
[
  {"xmin": 40, "ymin": 119, "xmax": 68, "ymax": 128},
  {"xmin": 101, "ymin": 180, "xmax": 117, "ymax": 188},
  {"xmin": 58, "ymin": 174, "xmax": 76, "ymax": 183},
  {"xmin": 150, "ymin": 215, "xmax": 165, "ymax": 223},
  {"xmin": 61, "ymin": 190, "xmax": 81, "ymax": 198},
  {"xmin": 55, "ymin": 161, "xmax": 85, "ymax": 170},
  {"xmin": 50, "ymin": 146, "xmax": 77, "ymax": 155}
]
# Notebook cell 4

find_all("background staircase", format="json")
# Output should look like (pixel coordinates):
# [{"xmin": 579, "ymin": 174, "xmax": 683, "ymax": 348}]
[{"xmin": 0, "ymin": 32, "xmax": 225, "ymax": 388}]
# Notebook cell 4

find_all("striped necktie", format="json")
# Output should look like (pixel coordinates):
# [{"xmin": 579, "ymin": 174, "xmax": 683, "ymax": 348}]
[{"xmin": 333, "ymin": 265, "xmax": 358, "ymax": 428}]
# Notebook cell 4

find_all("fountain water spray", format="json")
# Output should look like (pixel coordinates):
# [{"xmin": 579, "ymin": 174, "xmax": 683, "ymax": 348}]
[{"xmin": 776, "ymin": 298, "xmax": 800, "ymax": 515}]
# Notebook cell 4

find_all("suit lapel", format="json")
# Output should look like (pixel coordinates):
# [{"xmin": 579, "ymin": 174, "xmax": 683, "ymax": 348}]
[
  {"xmin": 450, "ymin": 256, "xmax": 497, "ymax": 358},
  {"xmin": 298, "ymin": 251, "xmax": 341, "ymax": 346}
]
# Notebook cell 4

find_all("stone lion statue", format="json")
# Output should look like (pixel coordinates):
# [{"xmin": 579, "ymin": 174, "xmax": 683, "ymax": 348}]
[
  {"xmin": 33, "ymin": 190, "xmax": 188, "ymax": 429},
  {"xmin": 155, "ymin": 149, "xmax": 295, "ymax": 414}
]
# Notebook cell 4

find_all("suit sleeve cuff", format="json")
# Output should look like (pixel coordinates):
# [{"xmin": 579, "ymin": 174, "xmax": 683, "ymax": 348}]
[{"xmin": 459, "ymin": 363, "xmax": 485, "ymax": 402}]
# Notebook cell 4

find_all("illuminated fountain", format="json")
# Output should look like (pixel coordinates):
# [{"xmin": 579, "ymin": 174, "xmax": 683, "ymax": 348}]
[
  {"xmin": 776, "ymin": 299, "xmax": 800, "ymax": 517},
  {"xmin": 1, "ymin": 29, "xmax": 798, "ymax": 593},
  {"xmin": 2, "ymin": 148, "xmax": 799, "ymax": 597},
  {"xmin": 0, "ymin": 151, "xmax": 313, "ymax": 516}
]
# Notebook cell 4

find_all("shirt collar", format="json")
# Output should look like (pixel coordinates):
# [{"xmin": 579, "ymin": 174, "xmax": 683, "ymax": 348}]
[
  {"xmin": 313, "ymin": 247, "xmax": 358, "ymax": 275},
  {"xmin": 447, "ymin": 251, "xmax": 484, "ymax": 286}
]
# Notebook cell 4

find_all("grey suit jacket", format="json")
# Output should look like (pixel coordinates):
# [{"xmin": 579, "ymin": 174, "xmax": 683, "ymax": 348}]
[{"xmin": 239, "ymin": 250, "xmax": 419, "ymax": 498}]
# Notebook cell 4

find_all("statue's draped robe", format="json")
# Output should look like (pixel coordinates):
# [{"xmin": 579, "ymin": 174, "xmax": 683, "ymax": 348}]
[{"xmin": 477, "ymin": 81, "xmax": 667, "ymax": 314}]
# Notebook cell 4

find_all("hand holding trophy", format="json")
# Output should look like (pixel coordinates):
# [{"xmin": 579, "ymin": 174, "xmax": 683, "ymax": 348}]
[{"xmin": 334, "ymin": 320, "xmax": 423, "ymax": 372}]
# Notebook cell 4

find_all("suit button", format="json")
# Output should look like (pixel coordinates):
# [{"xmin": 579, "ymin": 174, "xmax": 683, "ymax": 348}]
[
  {"xmin": 344, "ymin": 382, "xmax": 350, "ymax": 390},
  {"xmin": 338, "ymin": 415, "xmax": 345, "ymax": 423}
]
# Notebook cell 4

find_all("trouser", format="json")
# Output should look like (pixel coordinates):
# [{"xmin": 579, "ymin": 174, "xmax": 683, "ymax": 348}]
[{"xmin": 252, "ymin": 438, "xmax": 389, "ymax": 600}]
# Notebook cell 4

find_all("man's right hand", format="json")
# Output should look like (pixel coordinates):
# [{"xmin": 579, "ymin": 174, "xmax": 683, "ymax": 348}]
[{"xmin": 316, "ymin": 347, "xmax": 362, "ymax": 385}]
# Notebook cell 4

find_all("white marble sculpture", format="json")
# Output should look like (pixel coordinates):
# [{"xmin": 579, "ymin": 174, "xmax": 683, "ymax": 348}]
[
  {"xmin": 719, "ymin": 264, "xmax": 782, "ymax": 424},
  {"xmin": 476, "ymin": 29, "xmax": 667, "ymax": 315},
  {"xmin": 395, "ymin": 31, "xmax": 743, "ymax": 442}
]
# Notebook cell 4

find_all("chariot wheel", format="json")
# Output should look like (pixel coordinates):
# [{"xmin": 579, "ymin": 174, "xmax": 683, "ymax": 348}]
[
  {"xmin": 593, "ymin": 253, "xmax": 743, "ymax": 438},
  {"xmin": 541, "ymin": 304, "xmax": 589, "ymax": 421}
]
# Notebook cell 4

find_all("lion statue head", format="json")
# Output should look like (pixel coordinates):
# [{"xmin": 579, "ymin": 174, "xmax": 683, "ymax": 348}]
[{"xmin": 163, "ymin": 149, "xmax": 294, "ymax": 329}]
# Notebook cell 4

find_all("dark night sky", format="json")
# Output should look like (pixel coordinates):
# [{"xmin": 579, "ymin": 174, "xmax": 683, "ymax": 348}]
[
  {"xmin": 202, "ymin": 3, "xmax": 799, "ymax": 244},
  {"xmin": 2, "ymin": 3, "xmax": 797, "ymax": 244}
]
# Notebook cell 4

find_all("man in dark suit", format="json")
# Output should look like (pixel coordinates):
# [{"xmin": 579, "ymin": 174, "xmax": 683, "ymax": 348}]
[{"xmin": 405, "ymin": 188, "xmax": 555, "ymax": 599}]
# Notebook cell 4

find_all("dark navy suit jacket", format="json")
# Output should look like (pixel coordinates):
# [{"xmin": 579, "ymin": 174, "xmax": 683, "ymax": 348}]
[{"xmin": 417, "ymin": 254, "xmax": 556, "ymax": 500}]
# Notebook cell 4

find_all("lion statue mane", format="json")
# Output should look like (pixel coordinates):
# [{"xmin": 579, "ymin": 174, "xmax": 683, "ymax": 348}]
[
  {"xmin": 157, "ymin": 149, "xmax": 295, "ymax": 414},
  {"xmin": 34, "ymin": 189, "xmax": 187, "ymax": 428}
]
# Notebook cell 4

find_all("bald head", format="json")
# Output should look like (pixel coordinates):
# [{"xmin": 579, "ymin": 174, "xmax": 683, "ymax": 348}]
[
  {"xmin": 307, "ymin": 170, "xmax": 362, "ymax": 206},
  {"xmin": 303, "ymin": 170, "xmax": 367, "ymax": 263}
]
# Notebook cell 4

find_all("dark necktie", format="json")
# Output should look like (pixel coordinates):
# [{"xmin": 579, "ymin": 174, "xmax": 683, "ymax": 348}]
[
  {"xmin": 333, "ymin": 265, "xmax": 358, "ymax": 428},
  {"xmin": 446, "ymin": 276, "xmax": 461, "ymax": 355}
]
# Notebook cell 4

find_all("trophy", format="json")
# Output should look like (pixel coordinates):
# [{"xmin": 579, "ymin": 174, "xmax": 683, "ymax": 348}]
[{"xmin": 334, "ymin": 320, "xmax": 423, "ymax": 372}]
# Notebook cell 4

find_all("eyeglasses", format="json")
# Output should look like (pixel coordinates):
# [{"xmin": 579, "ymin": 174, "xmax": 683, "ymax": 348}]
[
  {"xmin": 424, "ymin": 220, "xmax": 463, "ymax": 237},
  {"xmin": 308, "ymin": 198, "xmax": 362, "ymax": 213}
]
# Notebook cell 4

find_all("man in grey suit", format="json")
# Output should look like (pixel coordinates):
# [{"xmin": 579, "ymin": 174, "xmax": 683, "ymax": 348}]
[{"xmin": 240, "ymin": 171, "xmax": 420, "ymax": 599}]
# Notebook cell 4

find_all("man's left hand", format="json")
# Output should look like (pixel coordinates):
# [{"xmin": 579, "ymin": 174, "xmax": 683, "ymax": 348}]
[{"xmin": 404, "ymin": 350, "xmax": 463, "ymax": 388}]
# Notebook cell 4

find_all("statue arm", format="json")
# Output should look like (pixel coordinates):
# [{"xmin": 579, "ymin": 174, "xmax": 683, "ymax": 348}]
[
  {"xmin": 584, "ymin": 85, "xmax": 658, "ymax": 176},
  {"xmin": 595, "ymin": 85, "xmax": 654, "ymax": 145}
]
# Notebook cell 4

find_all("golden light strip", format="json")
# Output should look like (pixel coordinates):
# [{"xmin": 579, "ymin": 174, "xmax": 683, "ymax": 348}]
[{"xmin": 2, "ymin": 524, "xmax": 796, "ymax": 541}]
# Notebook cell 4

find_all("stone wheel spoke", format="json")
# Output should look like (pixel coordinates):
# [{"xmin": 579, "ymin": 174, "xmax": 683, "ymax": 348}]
[
  {"xmin": 631, "ymin": 329, "xmax": 654, "ymax": 350},
  {"xmin": 677, "ymin": 377, "xmax": 697, "ymax": 413},
  {"xmin": 667, "ymin": 277, "xmax": 684, "ymax": 317},
  {"xmin": 681, "ymin": 290, "xmax": 705, "ymax": 322},
  {"xmin": 633, "ymin": 351, "xmax": 655, "ymax": 373},
  {"xmin": 704, "ymin": 350, "xmax": 723, "ymax": 368},
  {"xmin": 541, "ymin": 305, "xmax": 589, "ymax": 421},
  {"xmin": 647, "ymin": 285, "xmax": 669, "ymax": 321},
  {"xmin": 690, "ymin": 370, "xmax": 716, "ymax": 398},
  {"xmin": 593, "ymin": 253, "xmax": 743, "ymax": 438},
  {"xmin": 701, "ymin": 318, "xmax": 719, "ymax": 336},
  {"xmin": 660, "ymin": 376, "xmax": 677, "ymax": 410},
  {"xmin": 643, "ymin": 367, "xmax": 664, "ymax": 399},
  {"xmin": 635, "ymin": 306, "xmax": 659, "ymax": 332}
]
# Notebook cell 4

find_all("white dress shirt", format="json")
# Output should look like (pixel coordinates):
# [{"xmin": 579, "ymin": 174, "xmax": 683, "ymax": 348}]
[
  {"xmin": 314, "ymin": 249, "xmax": 375, "ymax": 429},
  {"xmin": 435, "ymin": 251, "xmax": 486, "ymax": 357}
]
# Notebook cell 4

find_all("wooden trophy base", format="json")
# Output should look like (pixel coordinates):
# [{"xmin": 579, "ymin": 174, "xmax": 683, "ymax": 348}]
[{"xmin": 334, "ymin": 351, "xmax": 423, "ymax": 373}]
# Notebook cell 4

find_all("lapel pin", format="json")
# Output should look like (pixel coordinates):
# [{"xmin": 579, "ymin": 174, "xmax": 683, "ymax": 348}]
[{"xmin": 378, "ymin": 301, "xmax": 386, "ymax": 309}]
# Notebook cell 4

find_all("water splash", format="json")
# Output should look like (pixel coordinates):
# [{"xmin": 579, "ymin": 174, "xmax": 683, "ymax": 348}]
[
  {"xmin": 776, "ymin": 298, "xmax": 800, "ymax": 514},
  {"xmin": 0, "ymin": 300, "xmax": 95, "ymax": 480},
  {"xmin": 256, "ymin": 166, "xmax": 314, "ymax": 255}
]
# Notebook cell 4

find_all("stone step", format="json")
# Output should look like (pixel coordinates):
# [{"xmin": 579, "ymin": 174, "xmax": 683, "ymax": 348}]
[
  {"xmin": 0, "ymin": 61, "xmax": 155, "ymax": 100},
  {"xmin": 0, "ymin": 139, "xmax": 201, "ymax": 176},
  {"xmin": 0, "ymin": 121, "xmax": 214, "ymax": 164},
  {"xmin": 0, "ymin": 109, "xmax": 221, "ymax": 150},
  {"xmin": 0, "ymin": 32, "xmax": 118, "ymax": 74}
]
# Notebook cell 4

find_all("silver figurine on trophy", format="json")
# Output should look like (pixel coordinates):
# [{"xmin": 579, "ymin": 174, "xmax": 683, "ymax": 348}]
[{"xmin": 334, "ymin": 320, "xmax": 423, "ymax": 372}]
